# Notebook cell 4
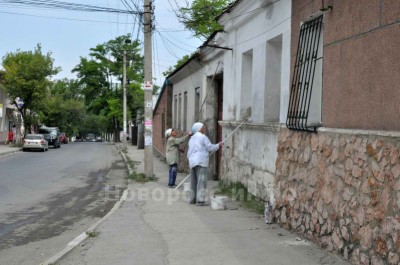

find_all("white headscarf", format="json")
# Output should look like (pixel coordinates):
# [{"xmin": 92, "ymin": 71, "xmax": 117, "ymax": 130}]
[
  {"xmin": 191, "ymin": 122, "xmax": 204, "ymax": 134},
  {"xmin": 165, "ymin": 128, "xmax": 172, "ymax": 138}
]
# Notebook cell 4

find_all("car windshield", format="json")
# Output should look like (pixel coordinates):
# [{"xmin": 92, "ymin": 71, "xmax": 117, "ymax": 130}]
[
  {"xmin": 26, "ymin": 135, "xmax": 42, "ymax": 140},
  {"xmin": 49, "ymin": 129, "xmax": 57, "ymax": 136},
  {"xmin": 38, "ymin": 129, "xmax": 50, "ymax": 134}
]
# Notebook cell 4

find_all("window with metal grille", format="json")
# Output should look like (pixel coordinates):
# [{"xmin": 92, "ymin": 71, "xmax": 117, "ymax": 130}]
[{"xmin": 287, "ymin": 15, "xmax": 323, "ymax": 132}]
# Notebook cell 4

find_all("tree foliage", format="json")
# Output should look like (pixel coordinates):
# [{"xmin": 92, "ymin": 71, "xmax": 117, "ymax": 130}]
[
  {"xmin": 72, "ymin": 34, "xmax": 144, "ymax": 141},
  {"xmin": 162, "ymin": 55, "xmax": 191, "ymax": 77},
  {"xmin": 1, "ymin": 44, "xmax": 60, "ymax": 135},
  {"xmin": 177, "ymin": 0, "xmax": 233, "ymax": 39},
  {"xmin": 51, "ymin": 78, "xmax": 83, "ymax": 100},
  {"xmin": 1, "ymin": 36, "xmax": 145, "ymax": 141},
  {"xmin": 40, "ymin": 79, "xmax": 86, "ymax": 136}
]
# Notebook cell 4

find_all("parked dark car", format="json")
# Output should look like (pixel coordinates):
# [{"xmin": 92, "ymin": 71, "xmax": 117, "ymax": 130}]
[
  {"xmin": 38, "ymin": 126, "xmax": 61, "ymax": 148},
  {"xmin": 60, "ymin": 132, "xmax": 68, "ymax": 144}
]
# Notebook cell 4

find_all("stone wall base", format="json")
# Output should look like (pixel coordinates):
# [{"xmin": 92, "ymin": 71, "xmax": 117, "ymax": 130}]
[{"xmin": 274, "ymin": 128, "xmax": 400, "ymax": 264}]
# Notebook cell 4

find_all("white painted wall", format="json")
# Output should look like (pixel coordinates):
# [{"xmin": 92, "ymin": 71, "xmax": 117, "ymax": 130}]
[
  {"xmin": 170, "ymin": 66, "xmax": 203, "ymax": 132},
  {"xmin": 218, "ymin": 0, "xmax": 292, "ymax": 201},
  {"xmin": 168, "ymin": 49, "xmax": 224, "ymax": 178},
  {"xmin": 221, "ymin": 0, "xmax": 291, "ymax": 124}
]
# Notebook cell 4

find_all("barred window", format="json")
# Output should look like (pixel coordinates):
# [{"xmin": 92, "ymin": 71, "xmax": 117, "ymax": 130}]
[{"xmin": 287, "ymin": 15, "xmax": 323, "ymax": 132}]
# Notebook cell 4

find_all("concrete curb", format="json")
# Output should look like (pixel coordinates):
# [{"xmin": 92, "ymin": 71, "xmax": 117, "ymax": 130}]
[
  {"xmin": 115, "ymin": 144, "xmax": 134, "ymax": 175},
  {"xmin": 0, "ymin": 149, "xmax": 21, "ymax": 157},
  {"xmin": 42, "ymin": 144, "xmax": 131, "ymax": 265}
]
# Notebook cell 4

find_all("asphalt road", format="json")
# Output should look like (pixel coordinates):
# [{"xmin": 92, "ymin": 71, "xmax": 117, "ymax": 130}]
[{"xmin": 0, "ymin": 142, "xmax": 127, "ymax": 265}]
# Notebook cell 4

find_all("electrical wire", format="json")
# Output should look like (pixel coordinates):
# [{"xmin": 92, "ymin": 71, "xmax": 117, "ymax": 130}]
[
  {"xmin": 153, "ymin": 27, "xmax": 162, "ymax": 87},
  {"xmin": 0, "ymin": 10, "xmax": 135, "ymax": 24},
  {"xmin": 155, "ymin": 30, "xmax": 195, "ymax": 53},
  {"xmin": 156, "ymin": 30, "xmax": 181, "ymax": 60},
  {"xmin": 154, "ymin": 20, "xmax": 199, "ymax": 49},
  {"xmin": 0, "ymin": 0, "xmax": 141, "ymax": 14}
]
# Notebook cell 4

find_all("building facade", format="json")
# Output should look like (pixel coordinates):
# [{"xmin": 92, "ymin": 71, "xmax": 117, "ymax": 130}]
[
  {"xmin": 152, "ymin": 81, "xmax": 173, "ymax": 158},
  {"xmin": 0, "ymin": 87, "xmax": 18, "ymax": 142},
  {"xmin": 218, "ymin": 0, "xmax": 292, "ymax": 202},
  {"xmin": 152, "ymin": 0, "xmax": 400, "ymax": 263},
  {"xmin": 274, "ymin": 1, "xmax": 400, "ymax": 264}
]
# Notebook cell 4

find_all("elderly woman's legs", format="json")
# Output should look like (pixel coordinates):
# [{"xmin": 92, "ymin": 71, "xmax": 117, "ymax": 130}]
[{"xmin": 189, "ymin": 166, "xmax": 208, "ymax": 205}]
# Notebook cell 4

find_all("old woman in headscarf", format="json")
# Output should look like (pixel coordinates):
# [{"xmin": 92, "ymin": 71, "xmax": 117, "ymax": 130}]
[
  {"xmin": 165, "ymin": 128, "xmax": 190, "ymax": 187},
  {"xmin": 187, "ymin": 122, "xmax": 223, "ymax": 205}
]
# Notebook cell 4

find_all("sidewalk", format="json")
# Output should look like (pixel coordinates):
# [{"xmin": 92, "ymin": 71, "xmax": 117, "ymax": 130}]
[
  {"xmin": 46, "ymin": 143, "xmax": 349, "ymax": 265},
  {"xmin": 0, "ymin": 143, "xmax": 21, "ymax": 157}
]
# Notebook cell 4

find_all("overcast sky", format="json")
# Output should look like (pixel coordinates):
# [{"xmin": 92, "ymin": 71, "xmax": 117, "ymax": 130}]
[{"xmin": 0, "ymin": 0, "xmax": 202, "ymax": 87}]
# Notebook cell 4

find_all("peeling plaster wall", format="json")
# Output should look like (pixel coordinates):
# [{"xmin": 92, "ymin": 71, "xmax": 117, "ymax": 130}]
[
  {"xmin": 220, "ymin": 122, "xmax": 280, "ymax": 202},
  {"xmin": 219, "ymin": 0, "xmax": 291, "ymax": 201}
]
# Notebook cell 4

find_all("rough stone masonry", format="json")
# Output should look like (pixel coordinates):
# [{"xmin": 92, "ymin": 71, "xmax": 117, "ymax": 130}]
[{"xmin": 274, "ymin": 128, "xmax": 400, "ymax": 265}]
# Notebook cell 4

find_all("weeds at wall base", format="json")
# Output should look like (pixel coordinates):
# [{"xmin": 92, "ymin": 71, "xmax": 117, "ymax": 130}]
[
  {"xmin": 213, "ymin": 181, "xmax": 265, "ymax": 215},
  {"xmin": 127, "ymin": 172, "xmax": 158, "ymax": 183},
  {"xmin": 124, "ymin": 155, "xmax": 157, "ymax": 182}
]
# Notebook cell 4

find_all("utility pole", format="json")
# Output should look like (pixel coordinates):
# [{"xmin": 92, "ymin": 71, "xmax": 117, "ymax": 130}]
[
  {"xmin": 123, "ymin": 49, "xmax": 127, "ymax": 149},
  {"xmin": 143, "ymin": 0, "xmax": 153, "ymax": 177}
]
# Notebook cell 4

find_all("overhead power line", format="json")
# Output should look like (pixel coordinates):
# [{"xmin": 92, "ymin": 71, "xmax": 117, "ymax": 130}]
[
  {"xmin": 0, "ymin": 0, "xmax": 142, "ymax": 15},
  {"xmin": 0, "ymin": 10, "xmax": 137, "ymax": 24}
]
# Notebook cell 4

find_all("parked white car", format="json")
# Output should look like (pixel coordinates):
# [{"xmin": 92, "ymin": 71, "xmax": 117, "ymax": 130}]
[{"xmin": 23, "ymin": 134, "xmax": 49, "ymax": 152}]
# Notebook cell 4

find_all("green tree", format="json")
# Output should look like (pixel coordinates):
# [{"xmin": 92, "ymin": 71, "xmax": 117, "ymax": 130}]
[
  {"xmin": 40, "ymin": 79, "xmax": 86, "ymax": 137},
  {"xmin": 1, "ymin": 44, "xmax": 60, "ymax": 137},
  {"xmin": 50, "ymin": 78, "xmax": 83, "ymax": 100},
  {"xmin": 162, "ymin": 55, "xmax": 191, "ymax": 77},
  {"xmin": 72, "ymin": 34, "xmax": 144, "ymax": 142},
  {"xmin": 72, "ymin": 57, "xmax": 108, "ymax": 108},
  {"xmin": 177, "ymin": 0, "xmax": 233, "ymax": 39},
  {"xmin": 79, "ymin": 114, "xmax": 104, "ymax": 137},
  {"xmin": 90, "ymin": 35, "xmax": 143, "ymax": 83}
]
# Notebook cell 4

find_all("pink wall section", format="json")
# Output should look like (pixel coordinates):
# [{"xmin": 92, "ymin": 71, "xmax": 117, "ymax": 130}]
[{"xmin": 291, "ymin": 0, "xmax": 400, "ymax": 131}]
